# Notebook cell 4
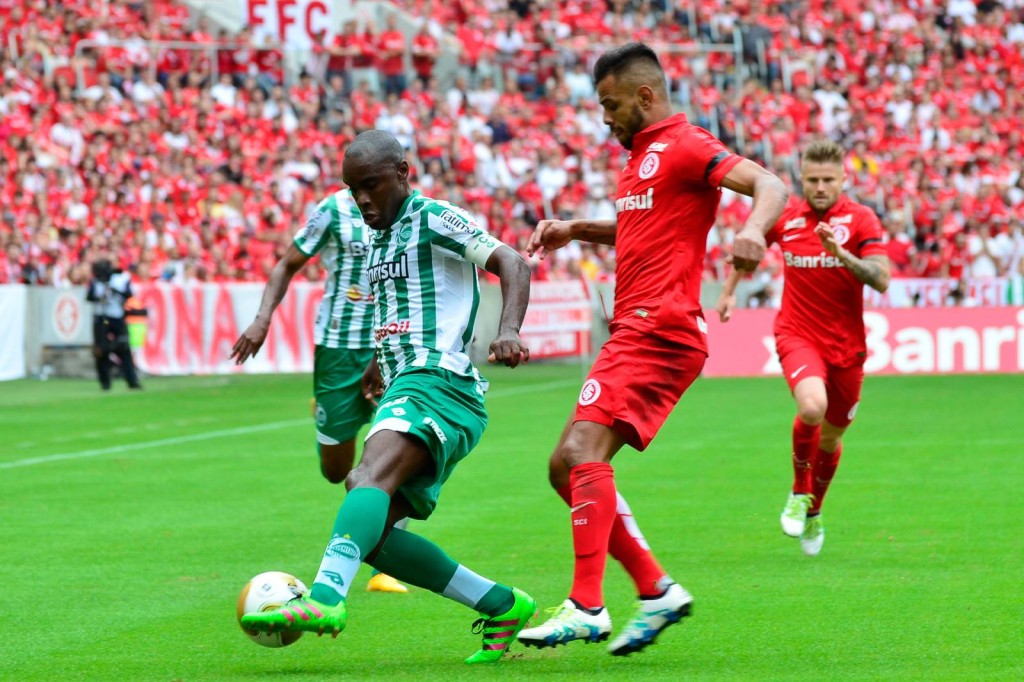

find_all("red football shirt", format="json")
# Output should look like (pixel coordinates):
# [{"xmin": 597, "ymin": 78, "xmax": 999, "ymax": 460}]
[
  {"xmin": 613, "ymin": 113, "xmax": 741, "ymax": 353},
  {"xmin": 767, "ymin": 195, "xmax": 886, "ymax": 367}
]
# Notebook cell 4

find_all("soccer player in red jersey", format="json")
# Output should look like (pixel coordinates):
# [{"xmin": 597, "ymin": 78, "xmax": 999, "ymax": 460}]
[
  {"xmin": 717, "ymin": 139, "xmax": 891, "ymax": 556},
  {"xmin": 516, "ymin": 43, "xmax": 788, "ymax": 655}
]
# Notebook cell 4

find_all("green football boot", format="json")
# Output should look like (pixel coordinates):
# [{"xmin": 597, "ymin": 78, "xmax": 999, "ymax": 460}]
[
  {"xmin": 241, "ymin": 596, "xmax": 348, "ymax": 638},
  {"xmin": 464, "ymin": 587, "xmax": 537, "ymax": 663}
]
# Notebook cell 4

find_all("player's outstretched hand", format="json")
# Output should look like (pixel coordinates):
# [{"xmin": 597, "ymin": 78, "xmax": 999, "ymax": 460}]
[
  {"xmin": 716, "ymin": 291, "xmax": 736, "ymax": 322},
  {"xmin": 361, "ymin": 356, "xmax": 383, "ymax": 406},
  {"xmin": 731, "ymin": 227, "xmax": 767, "ymax": 272},
  {"xmin": 814, "ymin": 222, "xmax": 841, "ymax": 256},
  {"xmin": 488, "ymin": 331, "xmax": 530, "ymax": 368},
  {"xmin": 230, "ymin": 320, "xmax": 270, "ymax": 364},
  {"xmin": 527, "ymin": 219, "xmax": 576, "ymax": 260}
]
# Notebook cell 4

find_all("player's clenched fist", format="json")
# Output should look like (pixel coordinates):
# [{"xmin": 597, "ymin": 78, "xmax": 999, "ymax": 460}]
[
  {"xmin": 488, "ymin": 331, "xmax": 530, "ymax": 368},
  {"xmin": 527, "ymin": 219, "xmax": 576, "ymax": 260},
  {"xmin": 731, "ymin": 226, "xmax": 768, "ymax": 272}
]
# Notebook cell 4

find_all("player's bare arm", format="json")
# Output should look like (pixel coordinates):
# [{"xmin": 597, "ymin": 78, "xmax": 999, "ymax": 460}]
[
  {"xmin": 485, "ymin": 244, "xmax": 532, "ymax": 368},
  {"xmin": 527, "ymin": 218, "xmax": 617, "ymax": 259},
  {"xmin": 360, "ymin": 354, "xmax": 383, "ymax": 405},
  {"xmin": 720, "ymin": 159, "xmax": 789, "ymax": 272},
  {"xmin": 815, "ymin": 223, "xmax": 891, "ymax": 293},
  {"xmin": 230, "ymin": 244, "xmax": 310, "ymax": 363},
  {"xmin": 716, "ymin": 269, "xmax": 743, "ymax": 322}
]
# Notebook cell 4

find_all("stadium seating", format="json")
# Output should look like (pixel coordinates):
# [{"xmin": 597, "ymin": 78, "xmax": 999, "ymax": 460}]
[{"xmin": 1, "ymin": 0, "xmax": 1021, "ymax": 286}]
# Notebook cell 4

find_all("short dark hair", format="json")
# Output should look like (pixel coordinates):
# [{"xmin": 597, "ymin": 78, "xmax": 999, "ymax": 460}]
[
  {"xmin": 346, "ymin": 129, "xmax": 405, "ymax": 167},
  {"xmin": 593, "ymin": 42, "xmax": 664, "ymax": 85}
]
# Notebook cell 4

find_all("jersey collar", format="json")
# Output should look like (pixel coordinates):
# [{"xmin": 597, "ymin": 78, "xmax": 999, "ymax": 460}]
[
  {"xmin": 391, "ymin": 190, "xmax": 421, "ymax": 227},
  {"xmin": 631, "ymin": 113, "xmax": 688, "ymax": 149}
]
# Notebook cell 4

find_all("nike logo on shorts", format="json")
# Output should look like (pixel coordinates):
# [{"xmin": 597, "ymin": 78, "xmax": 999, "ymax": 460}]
[
  {"xmin": 570, "ymin": 501, "xmax": 595, "ymax": 513},
  {"xmin": 790, "ymin": 364, "xmax": 808, "ymax": 379}
]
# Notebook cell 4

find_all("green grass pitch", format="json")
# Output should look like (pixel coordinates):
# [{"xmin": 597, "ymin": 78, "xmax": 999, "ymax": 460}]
[{"xmin": 1, "ymin": 365, "xmax": 1021, "ymax": 681}]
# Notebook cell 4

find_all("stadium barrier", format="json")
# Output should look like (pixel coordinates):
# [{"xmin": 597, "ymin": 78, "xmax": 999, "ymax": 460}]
[
  {"xmin": 124, "ymin": 281, "xmax": 590, "ymax": 376},
  {"xmin": 0, "ymin": 286, "xmax": 27, "ymax": 381},
  {"xmin": 11, "ymin": 278, "xmax": 1024, "ymax": 380},
  {"xmin": 704, "ymin": 307, "xmax": 1024, "ymax": 377}
]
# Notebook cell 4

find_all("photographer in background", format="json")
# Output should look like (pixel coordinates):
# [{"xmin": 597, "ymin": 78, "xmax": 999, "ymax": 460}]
[{"xmin": 86, "ymin": 259, "xmax": 142, "ymax": 391}]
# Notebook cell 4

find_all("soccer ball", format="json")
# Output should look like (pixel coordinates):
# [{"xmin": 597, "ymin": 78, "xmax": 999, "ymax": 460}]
[{"xmin": 236, "ymin": 571, "xmax": 309, "ymax": 648}]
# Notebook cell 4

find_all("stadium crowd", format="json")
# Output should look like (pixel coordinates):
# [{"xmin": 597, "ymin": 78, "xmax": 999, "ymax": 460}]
[{"xmin": 1, "ymin": 0, "xmax": 1023, "ymax": 291}]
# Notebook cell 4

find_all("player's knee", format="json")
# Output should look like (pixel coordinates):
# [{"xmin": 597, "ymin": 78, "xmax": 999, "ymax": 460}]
[
  {"xmin": 321, "ymin": 463, "xmax": 347, "ymax": 485},
  {"xmin": 343, "ymin": 466, "xmax": 367, "ymax": 492},
  {"xmin": 797, "ymin": 397, "xmax": 827, "ymax": 425},
  {"xmin": 557, "ymin": 434, "xmax": 603, "ymax": 470},
  {"xmin": 547, "ymin": 460, "xmax": 569, "ymax": 490}
]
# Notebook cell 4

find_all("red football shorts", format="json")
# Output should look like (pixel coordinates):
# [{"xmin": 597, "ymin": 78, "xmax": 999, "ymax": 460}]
[
  {"xmin": 776, "ymin": 335, "xmax": 864, "ymax": 427},
  {"xmin": 574, "ymin": 327, "xmax": 706, "ymax": 451}
]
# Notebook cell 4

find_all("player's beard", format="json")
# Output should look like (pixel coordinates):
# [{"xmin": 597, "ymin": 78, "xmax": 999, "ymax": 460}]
[{"xmin": 619, "ymin": 104, "xmax": 646, "ymax": 150}]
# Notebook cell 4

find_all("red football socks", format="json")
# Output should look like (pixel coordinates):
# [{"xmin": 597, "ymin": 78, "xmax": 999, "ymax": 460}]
[
  {"xmin": 810, "ymin": 444, "xmax": 842, "ymax": 514},
  {"xmin": 792, "ymin": 416, "xmax": 821, "ymax": 495},
  {"xmin": 567, "ymin": 462, "xmax": 617, "ymax": 609},
  {"xmin": 556, "ymin": 483, "xmax": 666, "ymax": 599}
]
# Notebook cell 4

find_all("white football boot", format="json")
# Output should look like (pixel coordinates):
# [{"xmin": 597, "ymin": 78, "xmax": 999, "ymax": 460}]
[
  {"xmin": 607, "ymin": 581, "xmax": 693, "ymax": 656},
  {"xmin": 800, "ymin": 514, "xmax": 825, "ymax": 556},
  {"xmin": 780, "ymin": 492, "xmax": 814, "ymax": 537},
  {"xmin": 517, "ymin": 599, "xmax": 611, "ymax": 648}
]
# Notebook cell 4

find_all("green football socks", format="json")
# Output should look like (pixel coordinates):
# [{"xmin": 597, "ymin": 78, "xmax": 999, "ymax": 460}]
[{"xmin": 310, "ymin": 487, "xmax": 390, "ymax": 605}]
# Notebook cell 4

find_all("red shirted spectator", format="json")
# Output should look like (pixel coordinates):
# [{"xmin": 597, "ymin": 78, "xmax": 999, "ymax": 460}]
[
  {"xmin": 377, "ymin": 15, "xmax": 407, "ymax": 96},
  {"xmin": 942, "ymin": 232, "xmax": 971, "ymax": 280},
  {"xmin": 410, "ymin": 23, "xmax": 438, "ymax": 85}
]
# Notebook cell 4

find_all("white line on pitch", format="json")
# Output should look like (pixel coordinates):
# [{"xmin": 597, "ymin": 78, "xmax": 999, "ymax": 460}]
[
  {"xmin": 0, "ymin": 419, "xmax": 307, "ymax": 470},
  {"xmin": 0, "ymin": 378, "xmax": 579, "ymax": 470}
]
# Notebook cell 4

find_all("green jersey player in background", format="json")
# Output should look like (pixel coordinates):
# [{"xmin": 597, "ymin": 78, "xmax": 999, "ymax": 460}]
[
  {"xmin": 230, "ymin": 188, "xmax": 408, "ymax": 595},
  {"xmin": 241, "ymin": 130, "xmax": 536, "ymax": 664}
]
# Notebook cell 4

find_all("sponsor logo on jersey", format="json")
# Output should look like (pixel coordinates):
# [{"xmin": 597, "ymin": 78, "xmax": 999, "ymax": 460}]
[
  {"xmin": 423, "ymin": 417, "xmax": 448, "ymax": 444},
  {"xmin": 646, "ymin": 142, "xmax": 669, "ymax": 152},
  {"xmin": 367, "ymin": 254, "xmax": 409, "ymax": 284},
  {"xmin": 829, "ymin": 214, "xmax": 853, "ymax": 226},
  {"xmin": 830, "ymin": 224, "xmax": 851, "ymax": 245},
  {"xmin": 346, "ymin": 285, "xmax": 373, "ymax": 302},
  {"xmin": 578, "ymin": 379, "xmax": 602, "ymax": 406},
  {"xmin": 615, "ymin": 187, "xmax": 655, "ymax": 213},
  {"xmin": 784, "ymin": 251, "xmax": 844, "ymax": 268},
  {"xmin": 438, "ymin": 209, "xmax": 477, "ymax": 235},
  {"xmin": 374, "ymin": 319, "xmax": 412, "ymax": 343},
  {"xmin": 301, "ymin": 208, "xmax": 332, "ymax": 243},
  {"xmin": 638, "ymin": 152, "xmax": 660, "ymax": 179},
  {"xmin": 783, "ymin": 217, "xmax": 806, "ymax": 230}
]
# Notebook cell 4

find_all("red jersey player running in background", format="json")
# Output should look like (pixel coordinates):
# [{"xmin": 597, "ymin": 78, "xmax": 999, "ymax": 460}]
[
  {"xmin": 718, "ymin": 139, "xmax": 891, "ymax": 556},
  {"xmin": 517, "ymin": 43, "xmax": 788, "ymax": 655}
]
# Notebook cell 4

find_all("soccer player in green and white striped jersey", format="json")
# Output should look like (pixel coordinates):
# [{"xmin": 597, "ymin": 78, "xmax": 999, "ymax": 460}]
[
  {"xmin": 231, "ymin": 188, "xmax": 410, "ymax": 594},
  {"xmin": 241, "ymin": 130, "xmax": 536, "ymax": 664}
]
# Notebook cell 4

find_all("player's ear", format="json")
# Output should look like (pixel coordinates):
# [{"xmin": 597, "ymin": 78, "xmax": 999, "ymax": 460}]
[
  {"xmin": 636, "ymin": 84, "xmax": 655, "ymax": 109},
  {"xmin": 396, "ymin": 159, "xmax": 410, "ymax": 183}
]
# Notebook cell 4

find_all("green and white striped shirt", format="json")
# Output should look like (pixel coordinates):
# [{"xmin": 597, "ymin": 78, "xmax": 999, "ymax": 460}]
[
  {"xmin": 293, "ymin": 189, "xmax": 374, "ymax": 349},
  {"xmin": 368, "ymin": 191, "xmax": 504, "ymax": 386}
]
